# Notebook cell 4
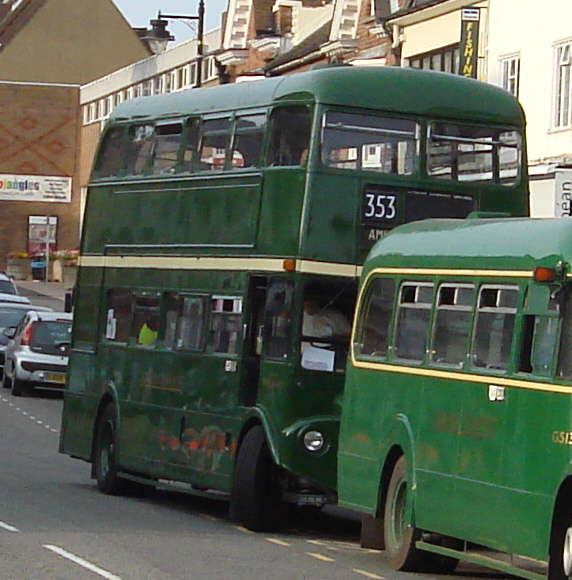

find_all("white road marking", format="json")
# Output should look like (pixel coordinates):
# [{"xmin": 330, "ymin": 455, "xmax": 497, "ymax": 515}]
[
  {"xmin": 0, "ymin": 521, "xmax": 19, "ymax": 532},
  {"xmin": 44, "ymin": 545, "xmax": 124, "ymax": 580}
]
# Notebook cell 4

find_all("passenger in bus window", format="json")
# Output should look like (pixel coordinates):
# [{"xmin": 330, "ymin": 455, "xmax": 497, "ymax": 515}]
[{"xmin": 138, "ymin": 313, "xmax": 158, "ymax": 346}]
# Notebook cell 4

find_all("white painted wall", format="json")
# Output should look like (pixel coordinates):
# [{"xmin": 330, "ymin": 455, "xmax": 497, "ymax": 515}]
[{"xmin": 487, "ymin": 0, "xmax": 572, "ymax": 216}]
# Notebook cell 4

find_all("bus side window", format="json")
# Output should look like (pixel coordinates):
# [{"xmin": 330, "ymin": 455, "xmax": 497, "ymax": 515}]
[
  {"xmin": 471, "ymin": 285, "xmax": 518, "ymax": 371},
  {"xmin": 105, "ymin": 288, "xmax": 133, "ymax": 343},
  {"xmin": 125, "ymin": 124, "xmax": 155, "ymax": 175},
  {"xmin": 430, "ymin": 284, "xmax": 475, "ymax": 367},
  {"xmin": 132, "ymin": 293, "xmax": 160, "ymax": 347},
  {"xmin": 199, "ymin": 118, "xmax": 232, "ymax": 171},
  {"xmin": 394, "ymin": 282, "xmax": 434, "ymax": 362},
  {"xmin": 266, "ymin": 106, "xmax": 311, "ymax": 167},
  {"xmin": 557, "ymin": 289, "xmax": 572, "ymax": 379},
  {"xmin": 182, "ymin": 117, "xmax": 200, "ymax": 172},
  {"xmin": 151, "ymin": 123, "xmax": 183, "ymax": 175},
  {"xmin": 93, "ymin": 126, "xmax": 126, "ymax": 178},
  {"xmin": 210, "ymin": 296, "xmax": 242, "ymax": 354},
  {"xmin": 176, "ymin": 296, "xmax": 207, "ymax": 351},
  {"xmin": 355, "ymin": 277, "xmax": 395, "ymax": 359},
  {"xmin": 233, "ymin": 114, "xmax": 267, "ymax": 169}
]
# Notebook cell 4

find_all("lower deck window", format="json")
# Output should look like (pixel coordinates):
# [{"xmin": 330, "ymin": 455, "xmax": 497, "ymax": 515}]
[
  {"xmin": 210, "ymin": 296, "xmax": 242, "ymax": 354},
  {"xmin": 472, "ymin": 285, "xmax": 518, "ymax": 371},
  {"xmin": 395, "ymin": 282, "xmax": 434, "ymax": 362}
]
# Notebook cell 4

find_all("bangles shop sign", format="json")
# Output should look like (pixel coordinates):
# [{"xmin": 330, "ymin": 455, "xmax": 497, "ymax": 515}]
[{"xmin": 0, "ymin": 174, "xmax": 72, "ymax": 203}]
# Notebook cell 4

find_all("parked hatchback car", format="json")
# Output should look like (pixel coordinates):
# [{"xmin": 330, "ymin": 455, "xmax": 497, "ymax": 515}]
[
  {"xmin": 2, "ymin": 311, "xmax": 72, "ymax": 396},
  {"xmin": 0, "ymin": 271, "xmax": 18, "ymax": 296},
  {"xmin": 0, "ymin": 303, "xmax": 52, "ymax": 377}
]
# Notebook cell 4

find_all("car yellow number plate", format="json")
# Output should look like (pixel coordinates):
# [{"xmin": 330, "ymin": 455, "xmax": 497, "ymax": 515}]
[{"xmin": 46, "ymin": 373, "xmax": 66, "ymax": 384}]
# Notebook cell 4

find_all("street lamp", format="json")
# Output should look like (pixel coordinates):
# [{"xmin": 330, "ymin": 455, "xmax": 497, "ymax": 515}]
[{"xmin": 143, "ymin": 0, "xmax": 205, "ymax": 87}]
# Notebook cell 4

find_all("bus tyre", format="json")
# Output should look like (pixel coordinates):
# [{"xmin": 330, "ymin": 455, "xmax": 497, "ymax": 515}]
[
  {"xmin": 383, "ymin": 455, "xmax": 425, "ymax": 572},
  {"xmin": 94, "ymin": 403, "xmax": 129, "ymax": 495},
  {"xmin": 549, "ymin": 497, "xmax": 572, "ymax": 580},
  {"xmin": 231, "ymin": 425, "xmax": 285, "ymax": 532}
]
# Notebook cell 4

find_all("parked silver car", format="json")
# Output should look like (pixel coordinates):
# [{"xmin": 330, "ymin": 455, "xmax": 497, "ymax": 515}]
[
  {"xmin": 0, "ymin": 271, "xmax": 18, "ymax": 296},
  {"xmin": 0, "ymin": 303, "xmax": 52, "ymax": 377},
  {"xmin": 2, "ymin": 310, "xmax": 72, "ymax": 396}
]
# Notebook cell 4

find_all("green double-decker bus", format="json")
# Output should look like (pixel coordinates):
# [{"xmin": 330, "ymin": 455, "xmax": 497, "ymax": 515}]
[
  {"xmin": 340, "ymin": 217, "xmax": 572, "ymax": 580},
  {"xmin": 59, "ymin": 65, "xmax": 529, "ymax": 531}
]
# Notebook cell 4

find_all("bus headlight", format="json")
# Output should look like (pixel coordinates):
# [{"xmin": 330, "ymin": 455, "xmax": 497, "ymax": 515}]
[{"xmin": 303, "ymin": 430, "xmax": 324, "ymax": 452}]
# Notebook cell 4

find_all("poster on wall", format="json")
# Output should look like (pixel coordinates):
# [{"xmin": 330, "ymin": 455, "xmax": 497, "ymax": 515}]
[
  {"xmin": 28, "ymin": 216, "xmax": 57, "ymax": 257},
  {"xmin": 0, "ymin": 174, "xmax": 71, "ymax": 203}
]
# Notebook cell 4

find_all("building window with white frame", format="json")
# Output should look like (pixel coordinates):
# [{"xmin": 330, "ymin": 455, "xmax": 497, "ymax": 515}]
[
  {"xmin": 555, "ymin": 42, "xmax": 572, "ymax": 128},
  {"xmin": 501, "ymin": 55, "xmax": 520, "ymax": 97}
]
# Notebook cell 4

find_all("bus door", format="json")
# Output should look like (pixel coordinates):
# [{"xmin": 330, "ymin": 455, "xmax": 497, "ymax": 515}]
[
  {"xmin": 240, "ymin": 275, "xmax": 268, "ymax": 407},
  {"xmin": 249, "ymin": 277, "xmax": 296, "ymax": 427}
]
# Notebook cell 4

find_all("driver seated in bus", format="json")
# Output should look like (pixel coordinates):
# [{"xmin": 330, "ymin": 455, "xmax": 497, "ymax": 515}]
[{"xmin": 302, "ymin": 299, "xmax": 350, "ymax": 340}]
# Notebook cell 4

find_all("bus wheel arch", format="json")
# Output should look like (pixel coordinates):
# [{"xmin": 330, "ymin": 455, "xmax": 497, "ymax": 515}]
[
  {"xmin": 549, "ymin": 477, "xmax": 572, "ymax": 580},
  {"xmin": 230, "ymin": 423, "xmax": 286, "ymax": 532},
  {"xmin": 90, "ymin": 394, "xmax": 115, "ymax": 472}
]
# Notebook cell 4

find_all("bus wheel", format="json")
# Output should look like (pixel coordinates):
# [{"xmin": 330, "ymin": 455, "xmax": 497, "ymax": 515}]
[
  {"xmin": 383, "ymin": 455, "xmax": 425, "ymax": 571},
  {"xmin": 94, "ymin": 403, "xmax": 129, "ymax": 495},
  {"xmin": 549, "ymin": 497, "xmax": 572, "ymax": 580},
  {"xmin": 231, "ymin": 425, "xmax": 285, "ymax": 532}
]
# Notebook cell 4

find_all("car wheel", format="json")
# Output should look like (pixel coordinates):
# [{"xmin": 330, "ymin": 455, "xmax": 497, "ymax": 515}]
[
  {"xmin": 2, "ymin": 371, "xmax": 11, "ymax": 389},
  {"xmin": 11, "ymin": 377, "xmax": 27, "ymax": 397}
]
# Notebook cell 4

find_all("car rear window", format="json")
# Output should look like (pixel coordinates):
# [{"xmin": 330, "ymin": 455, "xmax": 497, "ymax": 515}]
[
  {"xmin": 0, "ymin": 280, "xmax": 16, "ymax": 295},
  {"xmin": 31, "ymin": 321, "xmax": 72, "ymax": 355}
]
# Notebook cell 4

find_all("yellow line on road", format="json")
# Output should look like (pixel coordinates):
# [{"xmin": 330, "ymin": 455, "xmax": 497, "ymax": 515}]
[
  {"xmin": 353, "ymin": 568, "xmax": 385, "ymax": 579},
  {"xmin": 235, "ymin": 526, "xmax": 254, "ymax": 534},
  {"xmin": 307, "ymin": 552, "xmax": 335, "ymax": 562},
  {"xmin": 266, "ymin": 538, "xmax": 291, "ymax": 547},
  {"xmin": 307, "ymin": 539, "xmax": 327, "ymax": 546}
]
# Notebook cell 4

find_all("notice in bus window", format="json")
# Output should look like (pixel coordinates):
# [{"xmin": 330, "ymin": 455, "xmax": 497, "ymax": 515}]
[
  {"xmin": 302, "ymin": 345, "xmax": 335, "ymax": 372},
  {"xmin": 106, "ymin": 309, "xmax": 117, "ymax": 340}
]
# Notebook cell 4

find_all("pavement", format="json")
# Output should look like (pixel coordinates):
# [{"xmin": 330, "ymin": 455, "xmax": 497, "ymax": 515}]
[{"xmin": 15, "ymin": 279, "xmax": 69, "ymax": 301}]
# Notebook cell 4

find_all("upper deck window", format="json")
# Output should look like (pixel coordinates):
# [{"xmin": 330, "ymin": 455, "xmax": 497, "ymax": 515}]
[
  {"xmin": 233, "ymin": 114, "xmax": 266, "ymax": 168},
  {"xmin": 199, "ymin": 117, "xmax": 232, "ymax": 171},
  {"xmin": 427, "ymin": 123, "xmax": 521, "ymax": 185},
  {"xmin": 151, "ymin": 124, "xmax": 182, "ymax": 175},
  {"xmin": 93, "ymin": 126, "xmax": 126, "ymax": 178},
  {"xmin": 125, "ymin": 124, "xmax": 154, "ymax": 175},
  {"xmin": 267, "ymin": 106, "xmax": 311, "ymax": 167},
  {"xmin": 321, "ymin": 112, "xmax": 418, "ymax": 174}
]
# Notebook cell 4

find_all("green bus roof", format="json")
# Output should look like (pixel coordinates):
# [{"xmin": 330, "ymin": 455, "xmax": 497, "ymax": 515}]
[
  {"xmin": 109, "ymin": 66, "xmax": 525, "ymax": 126},
  {"xmin": 364, "ymin": 218, "xmax": 572, "ymax": 274}
]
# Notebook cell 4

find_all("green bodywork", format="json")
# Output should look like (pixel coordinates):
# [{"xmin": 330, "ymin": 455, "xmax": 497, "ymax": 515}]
[
  {"xmin": 339, "ymin": 217, "xmax": 572, "ymax": 566},
  {"xmin": 59, "ymin": 66, "xmax": 529, "ymax": 501}
]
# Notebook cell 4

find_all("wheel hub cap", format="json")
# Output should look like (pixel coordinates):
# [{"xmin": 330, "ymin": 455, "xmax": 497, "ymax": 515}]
[{"xmin": 563, "ymin": 527, "xmax": 572, "ymax": 576}]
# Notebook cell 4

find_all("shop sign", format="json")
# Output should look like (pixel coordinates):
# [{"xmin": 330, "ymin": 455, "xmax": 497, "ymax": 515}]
[
  {"xmin": 555, "ymin": 169, "xmax": 572, "ymax": 217},
  {"xmin": 460, "ymin": 8, "xmax": 480, "ymax": 78},
  {"xmin": 0, "ymin": 174, "xmax": 71, "ymax": 203}
]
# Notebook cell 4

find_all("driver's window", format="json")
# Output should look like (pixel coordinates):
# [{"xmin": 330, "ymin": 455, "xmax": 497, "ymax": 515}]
[{"xmin": 301, "ymin": 280, "xmax": 356, "ymax": 372}]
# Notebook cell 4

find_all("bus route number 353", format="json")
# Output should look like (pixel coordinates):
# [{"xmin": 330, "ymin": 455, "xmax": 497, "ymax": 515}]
[{"xmin": 363, "ymin": 191, "xmax": 397, "ymax": 222}]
